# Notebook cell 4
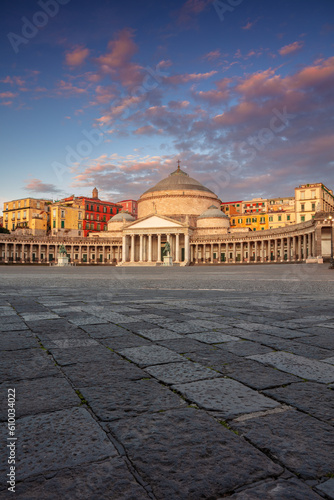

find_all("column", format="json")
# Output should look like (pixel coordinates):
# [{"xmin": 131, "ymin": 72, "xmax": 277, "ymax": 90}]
[
  {"xmin": 30, "ymin": 244, "xmax": 33, "ymax": 263},
  {"xmin": 175, "ymin": 234, "xmax": 180, "ymax": 262},
  {"xmin": 240, "ymin": 242, "xmax": 244, "ymax": 263},
  {"xmin": 287, "ymin": 237, "xmax": 291, "ymax": 262},
  {"xmin": 261, "ymin": 240, "xmax": 265, "ymax": 263},
  {"xmin": 184, "ymin": 233, "xmax": 190, "ymax": 262},
  {"xmin": 281, "ymin": 237, "xmax": 284, "ymax": 261},
  {"xmin": 218, "ymin": 243, "xmax": 221, "ymax": 263},
  {"xmin": 297, "ymin": 235, "xmax": 301, "ymax": 261},
  {"xmin": 195, "ymin": 243, "xmax": 198, "ymax": 264},
  {"xmin": 130, "ymin": 235, "xmax": 135, "ymax": 262},
  {"xmin": 148, "ymin": 234, "xmax": 152, "ymax": 262},
  {"xmin": 79, "ymin": 245, "xmax": 82, "ymax": 264},
  {"xmin": 232, "ymin": 242, "xmax": 236, "ymax": 263},
  {"xmin": 312, "ymin": 232, "xmax": 316, "ymax": 257},
  {"xmin": 139, "ymin": 234, "xmax": 143, "ymax": 262},
  {"xmin": 274, "ymin": 239, "xmax": 278, "ymax": 262},
  {"xmin": 13, "ymin": 243, "xmax": 17, "ymax": 263},
  {"xmin": 247, "ymin": 241, "xmax": 251, "ymax": 263},
  {"xmin": 254, "ymin": 241, "xmax": 258, "ymax": 263},
  {"xmin": 4, "ymin": 243, "xmax": 8, "ymax": 263},
  {"xmin": 292, "ymin": 236, "xmax": 297, "ymax": 261},
  {"xmin": 122, "ymin": 235, "xmax": 126, "ymax": 262},
  {"xmin": 211, "ymin": 244, "xmax": 214, "ymax": 263},
  {"xmin": 157, "ymin": 234, "xmax": 162, "ymax": 262}
]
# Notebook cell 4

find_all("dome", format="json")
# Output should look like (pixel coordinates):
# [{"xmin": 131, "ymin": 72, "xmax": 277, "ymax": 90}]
[
  {"xmin": 198, "ymin": 205, "xmax": 229, "ymax": 219},
  {"xmin": 142, "ymin": 164, "xmax": 215, "ymax": 195},
  {"xmin": 110, "ymin": 211, "xmax": 135, "ymax": 222}
]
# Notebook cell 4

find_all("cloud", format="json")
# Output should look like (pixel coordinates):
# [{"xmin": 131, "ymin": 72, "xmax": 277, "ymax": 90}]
[
  {"xmin": 65, "ymin": 46, "xmax": 90, "ymax": 66},
  {"xmin": 24, "ymin": 179, "xmax": 61, "ymax": 194},
  {"xmin": 95, "ymin": 28, "xmax": 143, "ymax": 87},
  {"xmin": 279, "ymin": 41, "xmax": 304, "ymax": 56},
  {"xmin": 203, "ymin": 49, "xmax": 221, "ymax": 61},
  {"xmin": 163, "ymin": 70, "xmax": 217, "ymax": 85},
  {"xmin": 242, "ymin": 21, "xmax": 253, "ymax": 30},
  {"xmin": 0, "ymin": 92, "xmax": 17, "ymax": 99},
  {"xmin": 175, "ymin": 0, "xmax": 213, "ymax": 25},
  {"xmin": 134, "ymin": 125, "xmax": 162, "ymax": 135}
]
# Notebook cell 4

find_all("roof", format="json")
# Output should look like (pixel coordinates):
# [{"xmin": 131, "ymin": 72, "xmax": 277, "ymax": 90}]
[
  {"xmin": 110, "ymin": 211, "xmax": 135, "ymax": 222},
  {"xmin": 142, "ymin": 164, "xmax": 215, "ymax": 195},
  {"xmin": 198, "ymin": 205, "xmax": 229, "ymax": 219}
]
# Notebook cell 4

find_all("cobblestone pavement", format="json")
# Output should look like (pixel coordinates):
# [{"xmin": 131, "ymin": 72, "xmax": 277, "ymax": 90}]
[{"xmin": 0, "ymin": 264, "xmax": 334, "ymax": 499}]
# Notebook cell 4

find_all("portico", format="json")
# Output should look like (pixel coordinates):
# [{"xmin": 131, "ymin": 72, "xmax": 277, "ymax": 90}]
[{"xmin": 120, "ymin": 215, "xmax": 192, "ymax": 265}]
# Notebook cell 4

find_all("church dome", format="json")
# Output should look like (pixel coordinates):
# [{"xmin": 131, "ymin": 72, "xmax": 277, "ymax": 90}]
[
  {"xmin": 110, "ymin": 211, "xmax": 135, "ymax": 222},
  {"xmin": 198, "ymin": 205, "xmax": 229, "ymax": 219},
  {"xmin": 142, "ymin": 164, "xmax": 215, "ymax": 195}
]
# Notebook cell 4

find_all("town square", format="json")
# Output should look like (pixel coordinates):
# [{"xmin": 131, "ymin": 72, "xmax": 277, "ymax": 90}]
[{"xmin": 1, "ymin": 0, "xmax": 334, "ymax": 498}]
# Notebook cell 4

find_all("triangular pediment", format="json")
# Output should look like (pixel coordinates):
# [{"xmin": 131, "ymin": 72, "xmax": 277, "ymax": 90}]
[{"xmin": 126, "ymin": 214, "xmax": 186, "ymax": 229}]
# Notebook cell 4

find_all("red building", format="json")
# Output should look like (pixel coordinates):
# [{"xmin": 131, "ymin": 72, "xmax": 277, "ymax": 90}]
[
  {"xmin": 62, "ymin": 188, "xmax": 122, "ymax": 237},
  {"xmin": 117, "ymin": 199, "xmax": 138, "ymax": 218}
]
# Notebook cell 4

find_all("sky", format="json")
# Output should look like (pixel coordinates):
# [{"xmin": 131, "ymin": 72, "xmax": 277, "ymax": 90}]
[{"xmin": 1, "ymin": 0, "xmax": 334, "ymax": 214}]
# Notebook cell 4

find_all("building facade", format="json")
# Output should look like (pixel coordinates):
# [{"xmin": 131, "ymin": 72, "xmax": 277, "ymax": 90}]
[
  {"xmin": 0, "ymin": 166, "xmax": 333, "ymax": 265},
  {"xmin": 2, "ymin": 198, "xmax": 51, "ymax": 232}
]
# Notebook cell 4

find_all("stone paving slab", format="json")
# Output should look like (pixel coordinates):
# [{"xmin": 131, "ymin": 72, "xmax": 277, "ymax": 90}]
[
  {"xmin": 0, "ymin": 348, "xmax": 59, "ymax": 382},
  {"xmin": 119, "ymin": 345, "xmax": 184, "ymax": 367},
  {"xmin": 249, "ymin": 351, "xmax": 334, "ymax": 383},
  {"xmin": 0, "ymin": 332, "xmax": 38, "ymax": 351},
  {"xmin": 80, "ymin": 323, "xmax": 132, "ymax": 338},
  {"xmin": 230, "ymin": 477, "xmax": 323, "ymax": 499},
  {"xmin": 216, "ymin": 340, "xmax": 274, "ymax": 357},
  {"xmin": 157, "ymin": 337, "xmax": 207, "ymax": 353},
  {"xmin": 0, "ymin": 457, "xmax": 151, "ymax": 500},
  {"xmin": 0, "ymin": 376, "xmax": 80, "ymax": 420},
  {"xmin": 62, "ymin": 359, "xmax": 147, "ymax": 386},
  {"xmin": 0, "ymin": 407, "xmax": 117, "ymax": 481},
  {"xmin": 135, "ymin": 327, "xmax": 183, "ymax": 340},
  {"xmin": 108, "ymin": 408, "xmax": 282, "ymax": 499},
  {"xmin": 48, "ymin": 345, "xmax": 116, "ymax": 366},
  {"xmin": 100, "ymin": 333, "xmax": 152, "ymax": 350},
  {"xmin": 263, "ymin": 382, "xmax": 334, "ymax": 424},
  {"xmin": 187, "ymin": 331, "xmax": 240, "ymax": 343},
  {"xmin": 145, "ymin": 361, "xmax": 220, "ymax": 385},
  {"xmin": 315, "ymin": 477, "xmax": 334, "ymax": 499},
  {"xmin": 234, "ymin": 411, "xmax": 334, "ymax": 479},
  {"xmin": 222, "ymin": 358, "xmax": 303, "ymax": 390},
  {"xmin": 173, "ymin": 378, "xmax": 279, "ymax": 419},
  {"xmin": 79, "ymin": 379, "xmax": 187, "ymax": 420}
]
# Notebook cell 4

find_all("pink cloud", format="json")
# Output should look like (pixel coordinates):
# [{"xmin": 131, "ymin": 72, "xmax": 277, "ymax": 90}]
[
  {"xmin": 242, "ymin": 21, "xmax": 253, "ymax": 30},
  {"xmin": 55, "ymin": 80, "xmax": 88, "ymax": 96},
  {"xmin": 65, "ymin": 46, "xmax": 90, "ymax": 66},
  {"xmin": 204, "ymin": 50, "xmax": 221, "ymax": 61},
  {"xmin": 176, "ymin": 0, "xmax": 213, "ymax": 24},
  {"xmin": 134, "ymin": 125, "xmax": 162, "ymax": 135},
  {"xmin": 95, "ymin": 29, "xmax": 142, "ymax": 87},
  {"xmin": 0, "ymin": 92, "xmax": 17, "ymax": 99},
  {"xmin": 163, "ymin": 70, "xmax": 217, "ymax": 85},
  {"xmin": 24, "ymin": 179, "xmax": 60, "ymax": 194},
  {"xmin": 0, "ymin": 101, "xmax": 13, "ymax": 106},
  {"xmin": 279, "ymin": 41, "xmax": 304, "ymax": 56}
]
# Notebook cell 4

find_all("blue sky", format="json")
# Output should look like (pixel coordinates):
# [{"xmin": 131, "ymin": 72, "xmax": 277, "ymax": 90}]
[{"xmin": 1, "ymin": 0, "xmax": 334, "ymax": 214}]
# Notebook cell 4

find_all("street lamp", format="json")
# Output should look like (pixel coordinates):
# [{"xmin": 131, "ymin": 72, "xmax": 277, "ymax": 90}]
[{"xmin": 324, "ymin": 215, "xmax": 334, "ymax": 269}]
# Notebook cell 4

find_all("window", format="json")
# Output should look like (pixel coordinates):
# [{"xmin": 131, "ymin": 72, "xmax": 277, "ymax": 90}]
[
  {"xmin": 97, "ymin": 206, "xmax": 100, "ymax": 212},
  {"xmin": 78, "ymin": 212, "xmax": 82, "ymax": 220},
  {"xmin": 61, "ymin": 220, "xmax": 65, "ymax": 228},
  {"xmin": 278, "ymin": 215, "xmax": 282, "ymax": 221},
  {"xmin": 312, "ymin": 203, "xmax": 315, "ymax": 211},
  {"xmin": 53, "ymin": 220, "xmax": 56, "ymax": 228},
  {"xmin": 301, "ymin": 204, "xmax": 305, "ymax": 211},
  {"xmin": 246, "ymin": 218, "xmax": 251, "ymax": 224},
  {"xmin": 18, "ymin": 201, "xmax": 21, "ymax": 208},
  {"xmin": 61, "ymin": 210, "xmax": 65, "ymax": 218},
  {"xmin": 53, "ymin": 209, "xmax": 56, "ymax": 217},
  {"xmin": 104, "ymin": 225, "xmax": 107, "ymax": 231},
  {"xmin": 17, "ymin": 213, "xmax": 21, "ymax": 220},
  {"xmin": 37, "ymin": 201, "xmax": 40, "ymax": 209},
  {"xmin": 97, "ymin": 223, "xmax": 100, "ymax": 230},
  {"xmin": 78, "ymin": 223, "xmax": 82, "ymax": 229},
  {"xmin": 23, "ymin": 211, "xmax": 26, "ymax": 219},
  {"xmin": 236, "ymin": 204, "xmax": 240, "ymax": 207},
  {"xmin": 260, "ymin": 217, "xmax": 265, "ymax": 223},
  {"xmin": 103, "ymin": 216, "xmax": 106, "ymax": 222},
  {"xmin": 232, "ymin": 219, "xmax": 236, "ymax": 225},
  {"xmin": 103, "ymin": 206, "xmax": 107, "ymax": 213},
  {"xmin": 301, "ymin": 216, "xmax": 305, "ymax": 222},
  {"xmin": 287, "ymin": 215, "xmax": 290, "ymax": 221},
  {"xmin": 91, "ymin": 223, "xmax": 94, "ymax": 229},
  {"xmin": 91, "ymin": 205, "xmax": 94, "ymax": 211},
  {"xmin": 311, "ymin": 190, "xmax": 316, "ymax": 199},
  {"xmin": 301, "ymin": 192, "xmax": 305, "ymax": 200},
  {"xmin": 252, "ymin": 217, "xmax": 257, "ymax": 222},
  {"xmin": 86, "ymin": 204, "xmax": 89, "ymax": 211},
  {"xmin": 238, "ymin": 218, "xmax": 242, "ymax": 224},
  {"xmin": 269, "ymin": 216, "xmax": 273, "ymax": 222},
  {"xmin": 90, "ymin": 214, "xmax": 93, "ymax": 220}
]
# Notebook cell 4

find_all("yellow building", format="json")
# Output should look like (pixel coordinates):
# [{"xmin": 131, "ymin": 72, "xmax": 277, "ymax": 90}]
[
  {"xmin": 230, "ymin": 213, "xmax": 269, "ymax": 231},
  {"xmin": 295, "ymin": 183, "xmax": 334, "ymax": 223},
  {"xmin": 50, "ymin": 202, "xmax": 84, "ymax": 237},
  {"xmin": 3, "ymin": 198, "xmax": 51, "ymax": 232}
]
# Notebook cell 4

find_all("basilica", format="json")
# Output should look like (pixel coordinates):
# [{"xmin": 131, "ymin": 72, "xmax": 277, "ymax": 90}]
[{"xmin": 93, "ymin": 163, "xmax": 324, "ymax": 266}]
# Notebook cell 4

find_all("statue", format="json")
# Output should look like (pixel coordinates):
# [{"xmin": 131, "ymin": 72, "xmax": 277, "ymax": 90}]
[
  {"xmin": 163, "ymin": 241, "xmax": 171, "ymax": 256},
  {"xmin": 59, "ymin": 244, "xmax": 67, "ymax": 256}
]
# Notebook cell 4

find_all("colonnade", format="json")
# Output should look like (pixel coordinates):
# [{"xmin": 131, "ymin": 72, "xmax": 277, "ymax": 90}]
[
  {"xmin": 191, "ymin": 232, "xmax": 316, "ymax": 263},
  {"xmin": 0, "ymin": 240, "xmax": 122, "ymax": 264}
]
